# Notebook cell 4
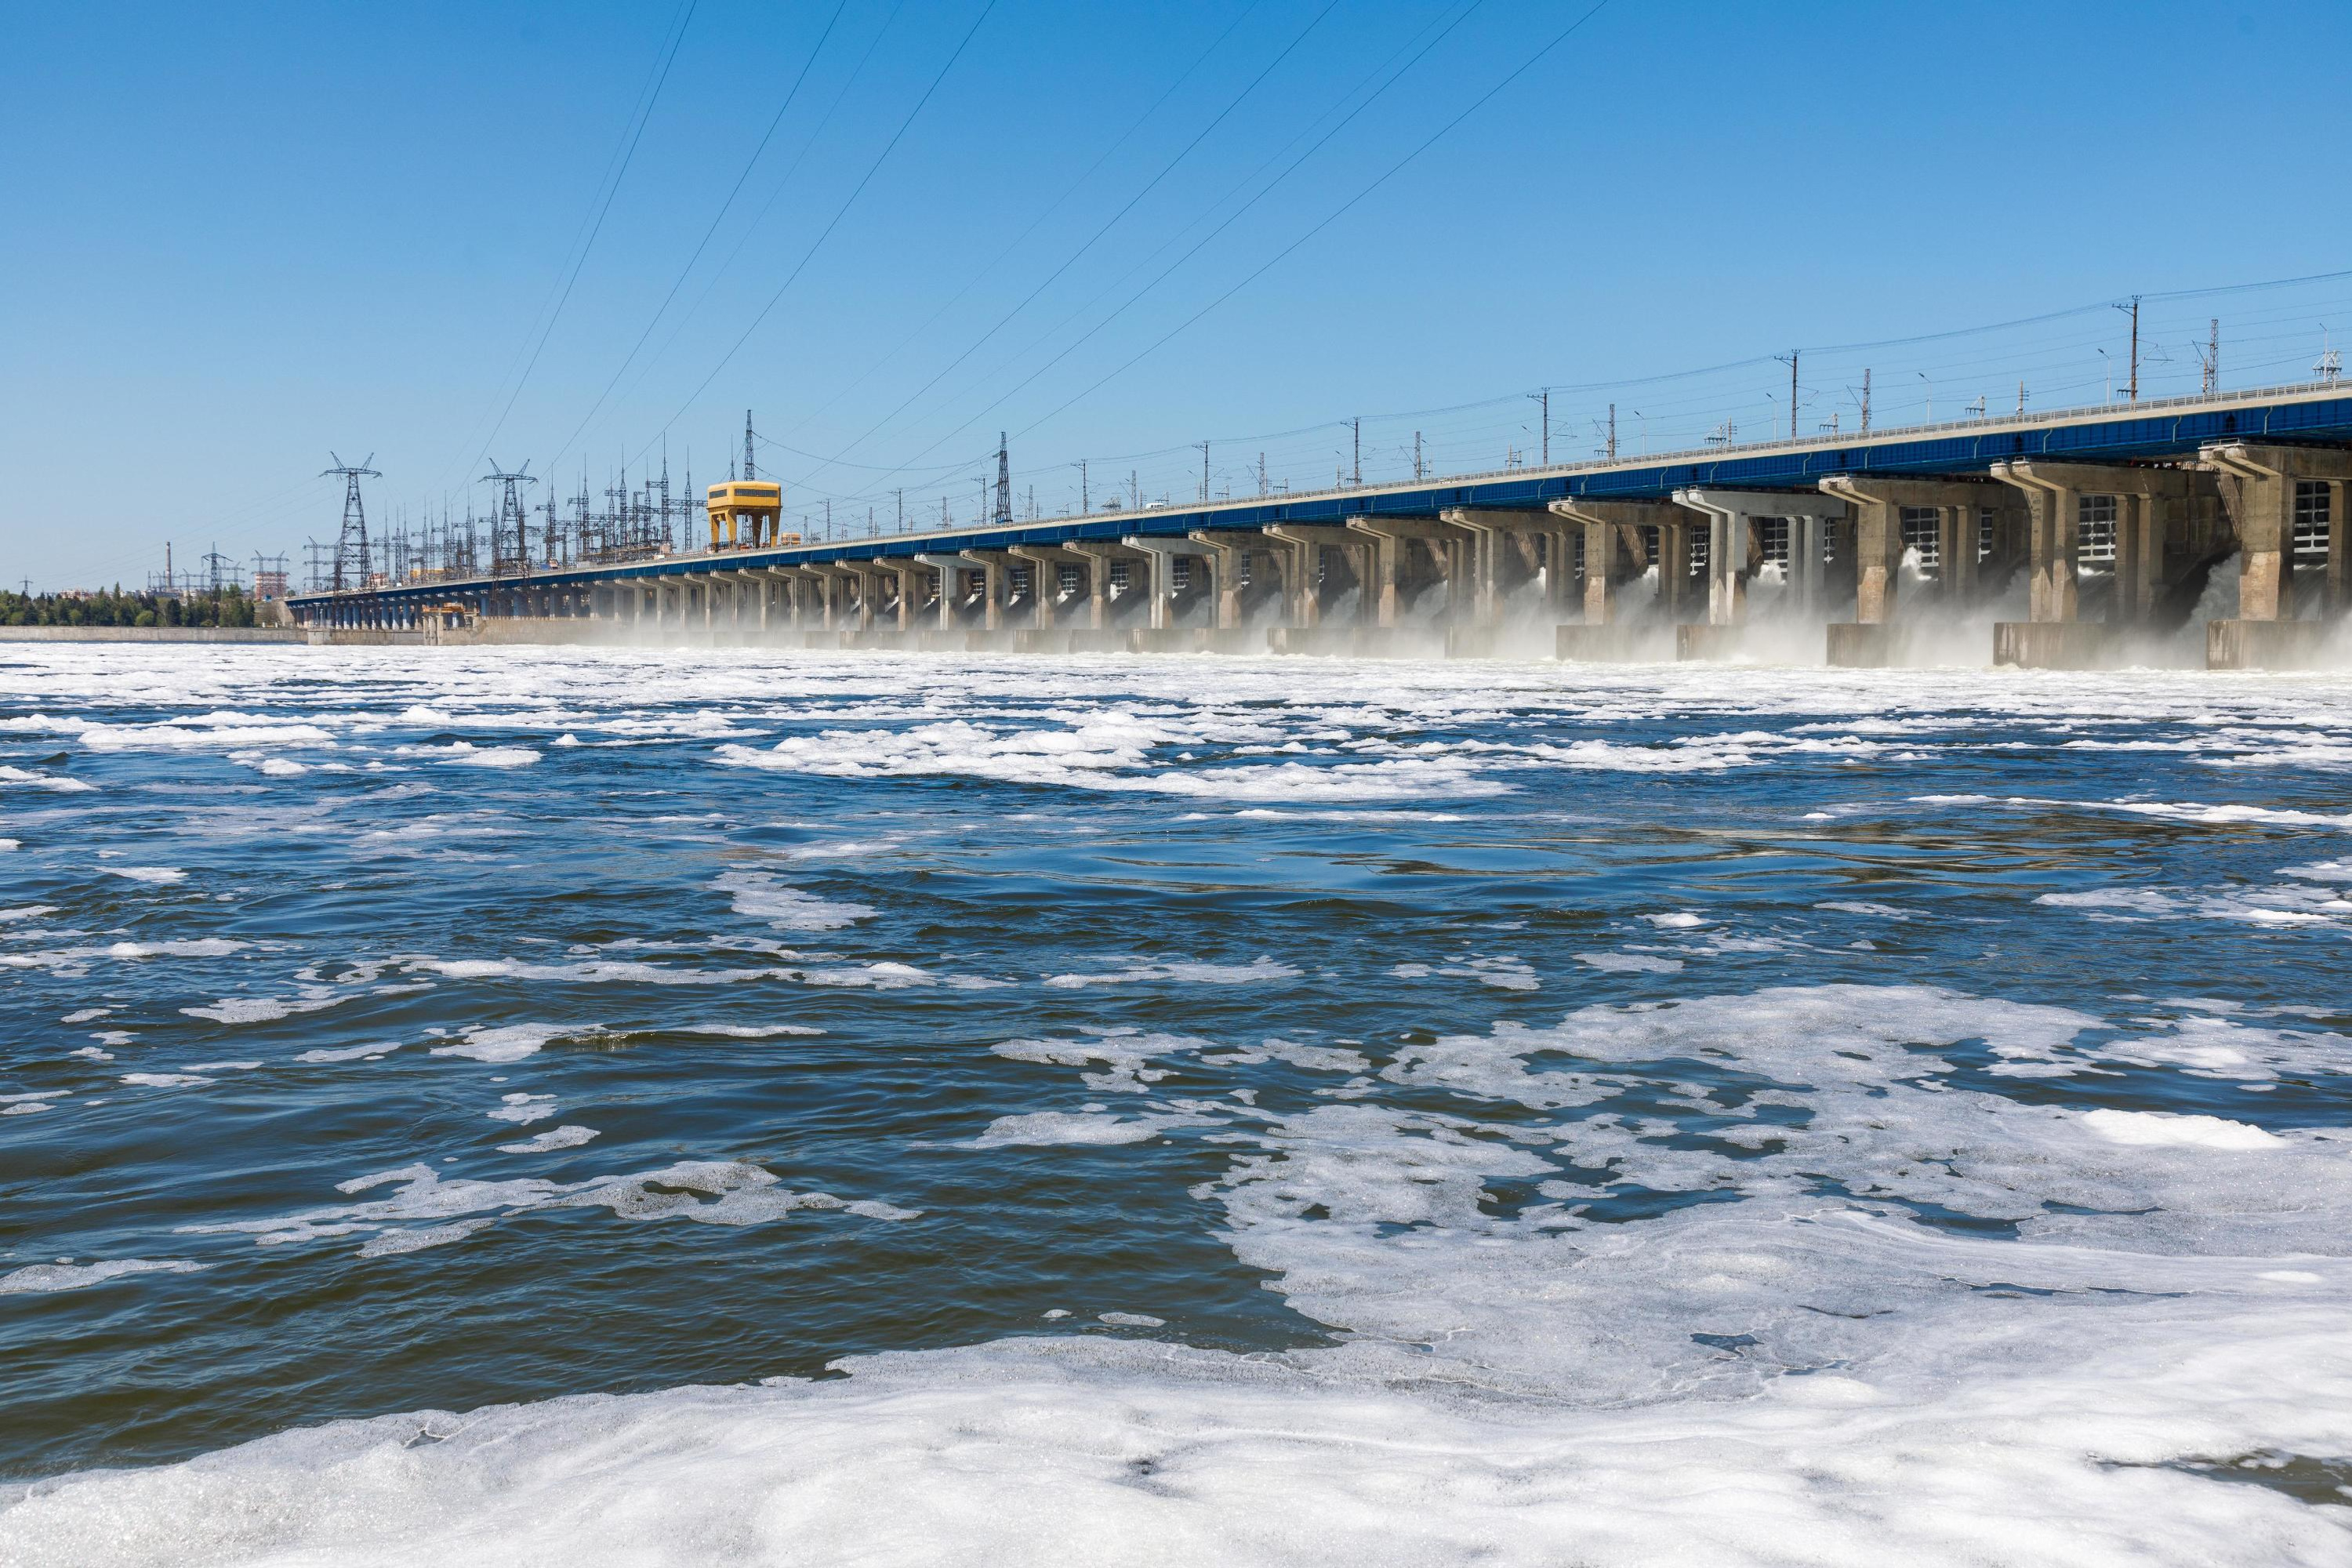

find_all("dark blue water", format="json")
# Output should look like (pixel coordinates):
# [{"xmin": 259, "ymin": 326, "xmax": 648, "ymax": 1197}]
[{"xmin": 5, "ymin": 646, "xmax": 2351, "ymax": 1566}]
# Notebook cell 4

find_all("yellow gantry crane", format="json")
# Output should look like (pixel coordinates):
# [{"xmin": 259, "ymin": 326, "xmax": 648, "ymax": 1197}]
[{"xmin": 705, "ymin": 480, "xmax": 794, "ymax": 550}]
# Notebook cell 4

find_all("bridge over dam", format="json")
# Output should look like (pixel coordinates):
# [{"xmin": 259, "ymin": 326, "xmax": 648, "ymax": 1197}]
[{"xmin": 289, "ymin": 382, "xmax": 2352, "ymax": 670}]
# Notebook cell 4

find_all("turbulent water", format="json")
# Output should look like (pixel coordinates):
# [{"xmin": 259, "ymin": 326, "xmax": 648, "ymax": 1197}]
[{"xmin": 4, "ymin": 644, "xmax": 2352, "ymax": 1566}]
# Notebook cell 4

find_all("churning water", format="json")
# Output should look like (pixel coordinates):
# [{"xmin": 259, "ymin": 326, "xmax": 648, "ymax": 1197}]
[{"xmin": 4, "ymin": 645, "xmax": 2352, "ymax": 1566}]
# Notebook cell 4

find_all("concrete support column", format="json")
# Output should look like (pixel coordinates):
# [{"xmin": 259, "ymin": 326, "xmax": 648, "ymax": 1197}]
[
  {"xmin": 1439, "ymin": 510, "xmax": 1552, "ymax": 624},
  {"xmin": 1675, "ymin": 494, "xmax": 1747, "ymax": 626},
  {"xmin": 1186, "ymin": 533, "xmax": 1250, "ymax": 629},
  {"xmin": 1265, "ymin": 524, "xmax": 1369, "ymax": 627},
  {"xmin": 1988, "ymin": 467, "xmax": 2079, "ymax": 623},
  {"xmin": 1551, "ymin": 499, "xmax": 1699, "ymax": 625},
  {"xmin": 2199, "ymin": 445, "xmax": 2352, "ymax": 622},
  {"xmin": 956, "ymin": 550, "xmax": 1010, "ymax": 631},
  {"xmin": 814, "ymin": 568, "xmax": 844, "ymax": 631},
  {"xmin": 1269, "ymin": 537, "xmax": 1319, "ymax": 626},
  {"xmin": 1346, "ymin": 517, "xmax": 1468, "ymax": 626},
  {"xmin": 1120, "ymin": 538, "xmax": 1192, "ymax": 631},
  {"xmin": 1942, "ymin": 504, "xmax": 1979, "ymax": 602},
  {"xmin": 2114, "ymin": 497, "xmax": 2151, "ymax": 624},
  {"xmin": 1011, "ymin": 546, "xmax": 1079, "ymax": 631},
  {"xmin": 1824, "ymin": 477, "xmax": 1998, "ymax": 625},
  {"xmin": 845, "ymin": 565, "xmax": 880, "ymax": 633},
  {"xmin": 1065, "ymin": 542, "xmax": 1147, "ymax": 630},
  {"xmin": 912, "ymin": 555, "xmax": 963, "ymax": 630},
  {"xmin": 1852, "ymin": 503, "xmax": 1900, "ymax": 625},
  {"xmin": 2331, "ymin": 480, "xmax": 2350, "ymax": 615},
  {"xmin": 2205, "ymin": 452, "xmax": 2288, "ymax": 620}
]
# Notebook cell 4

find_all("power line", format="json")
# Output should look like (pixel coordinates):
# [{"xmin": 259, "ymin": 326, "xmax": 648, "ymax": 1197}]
[
  {"xmin": 787, "ymin": 0, "xmax": 1269, "ymax": 437},
  {"xmin": 549, "ymin": 0, "xmax": 849, "ymax": 472},
  {"xmin": 1008, "ymin": 0, "xmax": 1621, "ymax": 448},
  {"xmin": 799, "ymin": 0, "xmax": 1341, "ymax": 485},
  {"xmin": 448, "ymin": 0, "xmax": 698, "ymax": 492},
  {"xmin": 886, "ymin": 0, "xmax": 1508, "ymax": 480},
  {"xmin": 631, "ymin": 0, "xmax": 1000, "ymax": 471}
]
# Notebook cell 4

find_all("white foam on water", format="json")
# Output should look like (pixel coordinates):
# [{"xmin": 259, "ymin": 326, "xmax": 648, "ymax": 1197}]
[
  {"xmin": 712, "ymin": 869, "xmax": 875, "ymax": 931},
  {"xmin": 296, "ymin": 1042, "xmax": 405, "ymax": 1064},
  {"xmin": 0, "ymin": 767, "xmax": 95, "ymax": 793},
  {"xmin": 2102, "ymin": 800, "xmax": 2352, "ymax": 830},
  {"xmin": 2038, "ymin": 888, "xmax": 2183, "ymax": 915},
  {"xmin": 355, "ymin": 1219, "xmax": 494, "ymax": 1259},
  {"xmin": 1200, "ymin": 1040, "xmax": 1370, "ymax": 1074},
  {"xmin": 0, "ymin": 837, "xmax": 20, "ymax": 849},
  {"xmin": 497, "ymin": 1126, "xmax": 599, "ymax": 1155},
  {"xmin": 1395, "ymin": 955, "xmax": 1541, "ymax": 990},
  {"xmin": 964, "ymin": 1111, "xmax": 1214, "ymax": 1149},
  {"xmin": 2082, "ymin": 1109, "xmax": 2286, "ymax": 1151},
  {"xmin": 1576, "ymin": 951, "xmax": 1683, "ymax": 974},
  {"xmin": 401, "ymin": 954, "xmax": 793, "ymax": 988},
  {"xmin": 177, "ymin": 1157, "xmax": 920, "ymax": 1258},
  {"xmin": 679, "ymin": 1024, "xmax": 826, "ymax": 1038},
  {"xmin": 183, "ymin": 1061, "xmax": 261, "ymax": 1073},
  {"xmin": 1040, "ymin": 956, "xmax": 1298, "ymax": 989},
  {"xmin": 0, "ymin": 1259, "xmax": 205, "ymax": 1295},
  {"xmin": 1813, "ymin": 900, "xmax": 1907, "ymax": 918},
  {"xmin": 796, "ymin": 961, "xmax": 939, "ymax": 990},
  {"xmin": 991, "ymin": 1033, "xmax": 1208, "ymax": 1094},
  {"xmin": 712, "ymin": 717, "xmax": 1509, "ymax": 800},
  {"xmin": 111, "ymin": 938, "xmax": 244, "ymax": 959},
  {"xmin": 1097, "ymin": 1312, "xmax": 1165, "ymax": 1327},
  {"xmin": 62, "ymin": 713, "xmax": 339, "ymax": 751},
  {"xmin": 394, "ymin": 742, "xmax": 540, "ymax": 769},
  {"xmin": 180, "ymin": 994, "xmax": 340, "ymax": 1025},
  {"xmin": 103, "ymin": 866, "xmax": 185, "ymax": 885},
  {"xmin": 429, "ymin": 1025, "xmax": 591, "ymax": 1065},
  {"xmin": 60, "ymin": 1009, "xmax": 112, "ymax": 1024},
  {"xmin": 486, "ymin": 1094, "xmax": 558, "ymax": 1126},
  {"xmin": 118, "ymin": 1073, "xmax": 211, "ymax": 1089}
]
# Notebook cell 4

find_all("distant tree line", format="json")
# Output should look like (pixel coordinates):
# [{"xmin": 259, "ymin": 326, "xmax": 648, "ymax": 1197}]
[{"xmin": 1, "ymin": 586, "xmax": 264, "ymax": 628}]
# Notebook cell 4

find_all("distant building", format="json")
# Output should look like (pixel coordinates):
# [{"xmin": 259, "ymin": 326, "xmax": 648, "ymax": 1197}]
[{"xmin": 254, "ymin": 570, "xmax": 289, "ymax": 601}]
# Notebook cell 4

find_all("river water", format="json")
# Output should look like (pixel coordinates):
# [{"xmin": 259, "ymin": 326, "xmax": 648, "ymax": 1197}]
[{"xmin": 3, "ymin": 644, "xmax": 2351, "ymax": 1566}]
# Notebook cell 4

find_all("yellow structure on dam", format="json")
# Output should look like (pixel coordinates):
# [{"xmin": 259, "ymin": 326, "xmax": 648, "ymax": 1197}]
[{"xmin": 706, "ymin": 481, "xmax": 793, "ymax": 550}]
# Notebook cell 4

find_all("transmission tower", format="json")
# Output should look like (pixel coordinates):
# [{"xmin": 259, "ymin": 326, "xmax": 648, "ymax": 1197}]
[
  {"xmin": 744, "ymin": 410, "xmax": 756, "ymax": 482},
  {"xmin": 659, "ymin": 442, "xmax": 675, "ymax": 554},
  {"xmin": 994, "ymin": 433, "xmax": 1012, "ymax": 525},
  {"xmin": 481, "ymin": 461, "xmax": 538, "ymax": 575},
  {"xmin": 321, "ymin": 452, "xmax": 381, "ymax": 593}
]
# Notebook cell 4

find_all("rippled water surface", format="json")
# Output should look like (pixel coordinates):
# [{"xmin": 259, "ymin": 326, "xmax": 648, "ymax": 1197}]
[{"xmin": 5, "ymin": 646, "xmax": 2352, "ymax": 1566}]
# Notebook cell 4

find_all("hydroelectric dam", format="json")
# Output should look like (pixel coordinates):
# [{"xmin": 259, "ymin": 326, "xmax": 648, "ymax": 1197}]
[{"xmin": 287, "ymin": 381, "xmax": 2352, "ymax": 670}]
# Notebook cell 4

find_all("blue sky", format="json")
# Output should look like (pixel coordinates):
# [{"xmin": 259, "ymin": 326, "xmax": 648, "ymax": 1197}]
[{"xmin": 5, "ymin": 0, "xmax": 2350, "ymax": 589}]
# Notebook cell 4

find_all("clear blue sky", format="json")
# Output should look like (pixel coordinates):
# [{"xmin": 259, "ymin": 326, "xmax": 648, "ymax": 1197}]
[{"xmin": 5, "ymin": 0, "xmax": 2350, "ymax": 589}]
